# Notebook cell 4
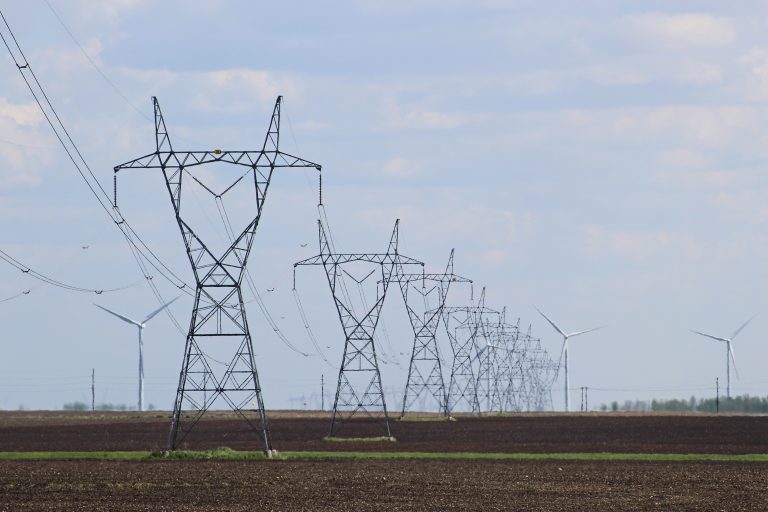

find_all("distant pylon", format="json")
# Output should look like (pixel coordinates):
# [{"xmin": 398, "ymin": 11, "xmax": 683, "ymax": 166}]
[
  {"xmin": 442, "ymin": 288, "xmax": 499, "ymax": 414},
  {"xmin": 294, "ymin": 219, "xmax": 423, "ymax": 437},
  {"xmin": 394, "ymin": 250, "xmax": 471, "ymax": 417},
  {"xmin": 115, "ymin": 96, "xmax": 321, "ymax": 452}
]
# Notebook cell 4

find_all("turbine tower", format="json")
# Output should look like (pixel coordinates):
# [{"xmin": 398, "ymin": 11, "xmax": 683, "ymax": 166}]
[
  {"xmin": 691, "ymin": 316, "xmax": 754, "ymax": 399},
  {"xmin": 95, "ymin": 297, "xmax": 179, "ymax": 411},
  {"xmin": 535, "ymin": 307, "xmax": 603, "ymax": 412}
]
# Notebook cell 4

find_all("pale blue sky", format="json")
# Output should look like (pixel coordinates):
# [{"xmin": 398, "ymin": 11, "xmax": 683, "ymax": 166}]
[{"xmin": 1, "ymin": 1, "xmax": 768, "ymax": 410}]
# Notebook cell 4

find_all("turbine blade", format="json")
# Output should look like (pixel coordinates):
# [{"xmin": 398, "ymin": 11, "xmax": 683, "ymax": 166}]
[
  {"xmin": 568, "ymin": 326, "xmax": 605, "ymax": 338},
  {"xmin": 142, "ymin": 295, "xmax": 181, "ymax": 324},
  {"xmin": 94, "ymin": 304, "xmax": 140, "ymax": 326},
  {"xmin": 552, "ymin": 338, "xmax": 567, "ymax": 381},
  {"xmin": 731, "ymin": 316, "xmax": 756, "ymax": 340},
  {"xmin": 535, "ymin": 307, "xmax": 566, "ymax": 337},
  {"xmin": 729, "ymin": 344, "xmax": 741, "ymax": 380},
  {"xmin": 690, "ymin": 330, "xmax": 728, "ymax": 343}
]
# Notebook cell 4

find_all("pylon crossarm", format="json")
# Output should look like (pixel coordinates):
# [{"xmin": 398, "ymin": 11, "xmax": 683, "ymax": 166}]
[
  {"xmin": 297, "ymin": 253, "xmax": 422, "ymax": 266},
  {"xmin": 393, "ymin": 272, "xmax": 472, "ymax": 284},
  {"xmin": 115, "ymin": 150, "xmax": 321, "ymax": 172}
]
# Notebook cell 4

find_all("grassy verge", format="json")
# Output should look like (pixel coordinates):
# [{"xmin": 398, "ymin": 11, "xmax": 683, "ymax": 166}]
[
  {"xmin": 1, "ymin": 450, "xmax": 768, "ymax": 462},
  {"xmin": 0, "ymin": 451, "xmax": 149, "ymax": 460},
  {"xmin": 281, "ymin": 451, "xmax": 768, "ymax": 462}
]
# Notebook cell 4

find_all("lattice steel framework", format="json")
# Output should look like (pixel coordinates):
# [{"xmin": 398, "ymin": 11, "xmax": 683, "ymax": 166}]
[
  {"xmin": 526, "ymin": 331, "xmax": 557, "ymax": 411},
  {"xmin": 441, "ymin": 289, "xmax": 499, "ymax": 414},
  {"xmin": 393, "ymin": 250, "xmax": 471, "ymax": 417},
  {"xmin": 294, "ymin": 220, "xmax": 423, "ymax": 437},
  {"xmin": 474, "ymin": 315, "xmax": 499, "ymax": 413},
  {"xmin": 505, "ymin": 324, "xmax": 556, "ymax": 412},
  {"xmin": 114, "ymin": 96, "xmax": 321, "ymax": 452},
  {"xmin": 487, "ymin": 316, "xmax": 521, "ymax": 413}
]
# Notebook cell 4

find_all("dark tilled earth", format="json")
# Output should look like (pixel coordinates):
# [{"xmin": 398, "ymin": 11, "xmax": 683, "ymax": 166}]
[
  {"xmin": 0, "ymin": 459, "xmax": 766, "ymax": 511},
  {"xmin": 0, "ymin": 411, "xmax": 766, "ymax": 454},
  {"xmin": 1, "ymin": 412, "xmax": 767, "ymax": 510}
]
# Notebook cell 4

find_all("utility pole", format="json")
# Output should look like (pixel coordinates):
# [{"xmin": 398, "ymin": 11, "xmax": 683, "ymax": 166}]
[
  {"xmin": 716, "ymin": 377, "xmax": 720, "ymax": 413},
  {"xmin": 585, "ymin": 386, "xmax": 588, "ymax": 411},
  {"xmin": 115, "ymin": 96, "xmax": 322, "ymax": 453},
  {"xmin": 580, "ymin": 387, "xmax": 584, "ymax": 412},
  {"xmin": 91, "ymin": 368, "xmax": 95, "ymax": 412},
  {"xmin": 321, "ymin": 374, "xmax": 324, "ymax": 412}
]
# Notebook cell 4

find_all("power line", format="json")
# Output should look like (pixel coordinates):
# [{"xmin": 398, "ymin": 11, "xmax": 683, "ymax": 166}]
[
  {"xmin": 0, "ymin": 288, "xmax": 31, "ymax": 303},
  {"xmin": 0, "ymin": 247, "xmax": 138, "ymax": 294},
  {"xmin": 217, "ymin": 199, "xmax": 311, "ymax": 358},
  {"xmin": 42, "ymin": 0, "xmax": 151, "ymax": 123},
  {"xmin": 0, "ymin": 9, "xmax": 195, "ymax": 332}
]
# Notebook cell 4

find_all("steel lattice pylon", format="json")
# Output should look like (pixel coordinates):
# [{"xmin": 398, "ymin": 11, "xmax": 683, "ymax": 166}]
[
  {"xmin": 114, "ymin": 96, "xmax": 321, "ymax": 452},
  {"xmin": 393, "ymin": 250, "xmax": 471, "ymax": 417},
  {"xmin": 294, "ymin": 220, "xmax": 423, "ymax": 437},
  {"xmin": 441, "ymin": 289, "xmax": 499, "ymax": 414}
]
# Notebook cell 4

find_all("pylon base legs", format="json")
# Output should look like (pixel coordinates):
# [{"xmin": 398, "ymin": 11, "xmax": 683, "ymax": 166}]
[
  {"xmin": 167, "ymin": 305, "xmax": 271, "ymax": 452},
  {"xmin": 329, "ymin": 366, "xmax": 391, "ymax": 439}
]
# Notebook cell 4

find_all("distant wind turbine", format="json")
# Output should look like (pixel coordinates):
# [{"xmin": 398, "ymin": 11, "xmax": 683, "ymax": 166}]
[
  {"xmin": 690, "ymin": 316, "xmax": 754, "ymax": 399},
  {"xmin": 535, "ymin": 307, "xmax": 604, "ymax": 412},
  {"xmin": 95, "ymin": 297, "xmax": 179, "ymax": 411}
]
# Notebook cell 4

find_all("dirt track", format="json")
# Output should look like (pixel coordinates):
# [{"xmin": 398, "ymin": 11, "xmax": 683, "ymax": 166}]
[
  {"xmin": 0, "ymin": 411, "xmax": 766, "ymax": 454},
  {"xmin": 0, "ymin": 458, "xmax": 765, "ymax": 511}
]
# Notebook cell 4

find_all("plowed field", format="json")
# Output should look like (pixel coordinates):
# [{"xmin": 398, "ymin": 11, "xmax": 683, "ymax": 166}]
[
  {"xmin": 0, "ymin": 411, "xmax": 766, "ymax": 454},
  {"xmin": 0, "ymin": 459, "xmax": 766, "ymax": 511},
  {"xmin": 2, "ymin": 412, "xmax": 767, "ymax": 510}
]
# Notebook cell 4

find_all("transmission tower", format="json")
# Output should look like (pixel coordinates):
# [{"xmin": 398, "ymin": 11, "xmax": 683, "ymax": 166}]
[
  {"xmin": 114, "ymin": 96, "xmax": 321, "ymax": 452},
  {"xmin": 487, "ymin": 315, "xmax": 520, "ymax": 413},
  {"xmin": 393, "ymin": 250, "xmax": 471, "ymax": 417},
  {"xmin": 294, "ymin": 219, "xmax": 423, "ymax": 437},
  {"xmin": 441, "ymin": 289, "xmax": 499, "ymax": 414},
  {"xmin": 473, "ymin": 313, "xmax": 500, "ymax": 413},
  {"xmin": 524, "ymin": 328, "xmax": 557, "ymax": 411}
]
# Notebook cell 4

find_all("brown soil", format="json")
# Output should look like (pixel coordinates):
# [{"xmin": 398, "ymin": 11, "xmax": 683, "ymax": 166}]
[
  {"xmin": 0, "ymin": 458, "xmax": 765, "ymax": 511},
  {"xmin": 0, "ymin": 411, "xmax": 766, "ymax": 454}
]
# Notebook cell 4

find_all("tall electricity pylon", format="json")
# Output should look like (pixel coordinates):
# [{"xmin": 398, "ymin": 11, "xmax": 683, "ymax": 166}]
[
  {"xmin": 114, "ymin": 96, "xmax": 321, "ymax": 453},
  {"xmin": 393, "ymin": 250, "xmax": 471, "ymax": 417},
  {"xmin": 441, "ymin": 289, "xmax": 499, "ymax": 414},
  {"xmin": 488, "ymin": 317, "xmax": 520, "ymax": 413},
  {"xmin": 294, "ymin": 220, "xmax": 423, "ymax": 437}
]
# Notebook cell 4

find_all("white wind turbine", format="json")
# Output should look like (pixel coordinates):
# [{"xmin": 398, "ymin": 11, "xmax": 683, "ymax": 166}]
[
  {"xmin": 535, "ymin": 307, "xmax": 604, "ymax": 412},
  {"xmin": 95, "ymin": 297, "xmax": 179, "ymax": 411},
  {"xmin": 690, "ymin": 316, "xmax": 754, "ymax": 399}
]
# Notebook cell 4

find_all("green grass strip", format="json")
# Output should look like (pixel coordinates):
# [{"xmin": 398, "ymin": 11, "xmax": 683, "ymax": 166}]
[
  {"xmin": 1, "ymin": 450, "xmax": 768, "ymax": 462},
  {"xmin": 322, "ymin": 436, "xmax": 396, "ymax": 443},
  {"xmin": 280, "ymin": 451, "xmax": 768, "ymax": 462},
  {"xmin": 0, "ymin": 451, "xmax": 149, "ymax": 460}
]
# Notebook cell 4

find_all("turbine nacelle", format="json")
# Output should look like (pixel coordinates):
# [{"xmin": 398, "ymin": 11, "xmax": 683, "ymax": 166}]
[
  {"xmin": 94, "ymin": 296, "xmax": 180, "ymax": 411},
  {"xmin": 535, "ymin": 306, "xmax": 605, "ymax": 412},
  {"xmin": 690, "ymin": 315, "xmax": 754, "ymax": 393}
]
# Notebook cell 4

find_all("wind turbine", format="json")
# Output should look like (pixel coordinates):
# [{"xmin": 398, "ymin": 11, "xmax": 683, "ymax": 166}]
[
  {"xmin": 690, "ymin": 316, "xmax": 754, "ymax": 399},
  {"xmin": 95, "ymin": 297, "xmax": 179, "ymax": 411},
  {"xmin": 535, "ymin": 307, "xmax": 604, "ymax": 412}
]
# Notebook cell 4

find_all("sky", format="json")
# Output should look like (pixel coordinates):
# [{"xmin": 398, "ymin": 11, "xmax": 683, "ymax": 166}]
[{"xmin": 1, "ymin": 0, "xmax": 768, "ymax": 412}]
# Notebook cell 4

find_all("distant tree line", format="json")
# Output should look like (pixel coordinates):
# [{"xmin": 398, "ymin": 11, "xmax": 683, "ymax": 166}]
[
  {"xmin": 62, "ymin": 402, "xmax": 156, "ymax": 411},
  {"xmin": 599, "ymin": 395, "xmax": 768, "ymax": 413}
]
